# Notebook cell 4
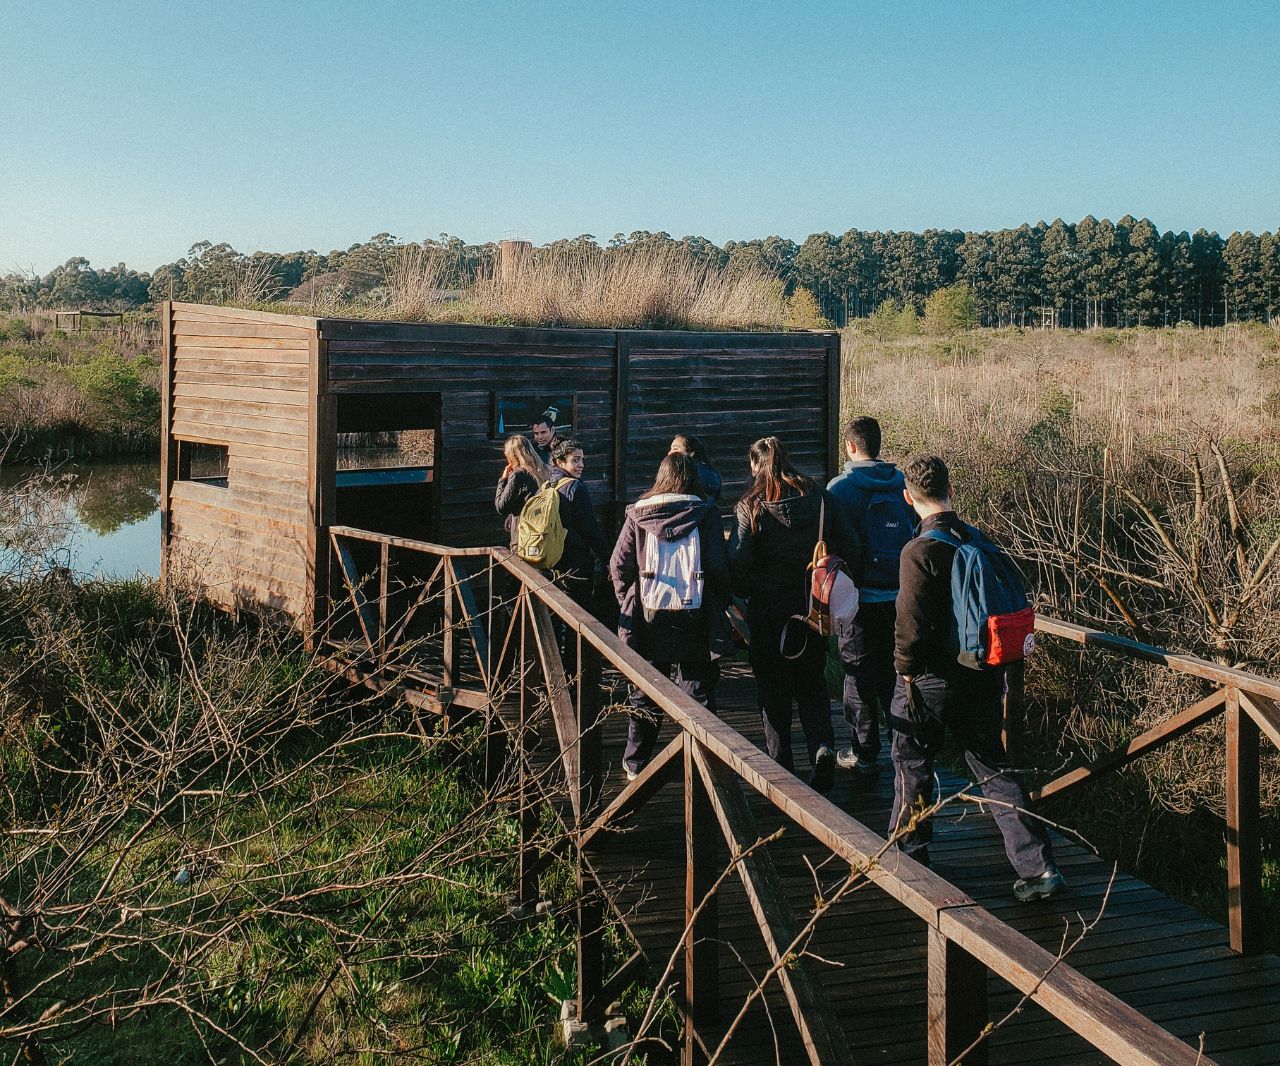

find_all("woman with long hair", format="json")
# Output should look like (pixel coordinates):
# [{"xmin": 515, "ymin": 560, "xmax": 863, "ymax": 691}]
[
  {"xmin": 610, "ymin": 452, "xmax": 729, "ymax": 778},
  {"xmin": 729, "ymin": 436, "xmax": 861, "ymax": 792},
  {"xmin": 494, "ymin": 434, "xmax": 548, "ymax": 549},
  {"xmin": 670, "ymin": 433, "xmax": 722, "ymax": 502}
]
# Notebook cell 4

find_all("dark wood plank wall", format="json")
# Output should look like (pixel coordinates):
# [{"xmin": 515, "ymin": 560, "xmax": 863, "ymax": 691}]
[
  {"xmin": 165, "ymin": 302, "xmax": 317, "ymax": 616},
  {"xmin": 321, "ymin": 320, "xmax": 618, "ymax": 547},
  {"xmin": 320, "ymin": 320, "xmax": 838, "ymax": 546},
  {"xmin": 623, "ymin": 335, "xmax": 834, "ymax": 503}
]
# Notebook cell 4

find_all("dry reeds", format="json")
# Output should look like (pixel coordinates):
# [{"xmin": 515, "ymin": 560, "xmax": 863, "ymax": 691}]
[
  {"xmin": 384, "ymin": 244, "xmax": 457, "ymax": 319},
  {"xmin": 467, "ymin": 244, "xmax": 785, "ymax": 330}
]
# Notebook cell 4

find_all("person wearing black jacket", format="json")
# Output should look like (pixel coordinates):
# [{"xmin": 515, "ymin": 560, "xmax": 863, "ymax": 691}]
[
  {"xmin": 610, "ymin": 453, "xmax": 730, "ymax": 779},
  {"xmin": 547, "ymin": 437, "xmax": 610, "ymax": 611},
  {"xmin": 729, "ymin": 436, "xmax": 861, "ymax": 793},
  {"xmin": 494, "ymin": 434, "xmax": 548, "ymax": 549},
  {"xmin": 890, "ymin": 454, "xmax": 1065, "ymax": 902}
]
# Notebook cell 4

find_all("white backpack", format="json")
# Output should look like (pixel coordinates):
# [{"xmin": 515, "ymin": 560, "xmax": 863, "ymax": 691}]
[{"xmin": 639, "ymin": 527, "xmax": 704, "ymax": 613}]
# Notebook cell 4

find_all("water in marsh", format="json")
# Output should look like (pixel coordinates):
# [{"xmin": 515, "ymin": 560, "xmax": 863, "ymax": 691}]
[{"xmin": 1, "ymin": 459, "xmax": 160, "ymax": 579}]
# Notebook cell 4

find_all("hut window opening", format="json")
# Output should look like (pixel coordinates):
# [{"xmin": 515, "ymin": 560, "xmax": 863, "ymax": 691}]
[
  {"xmin": 334, "ymin": 393, "xmax": 441, "ymax": 541},
  {"xmin": 491, "ymin": 393, "xmax": 576, "ymax": 440},
  {"xmin": 176, "ymin": 440, "xmax": 229, "ymax": 488}
]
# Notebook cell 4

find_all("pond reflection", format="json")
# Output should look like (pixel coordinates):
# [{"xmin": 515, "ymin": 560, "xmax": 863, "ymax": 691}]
[{"xmin": 0, "ymin": 459, "xmax": 160, "ymax": 579}]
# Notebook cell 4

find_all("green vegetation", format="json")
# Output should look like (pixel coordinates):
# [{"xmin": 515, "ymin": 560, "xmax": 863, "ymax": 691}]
[
  {"xmin": 4, "ymin": 217, "xmax": 1279, "ymax": 331},
  {"xmin": 0, "ymin": 314, "xmax": 158, "ymax": 459},
  {"xmin": 0, "ymin": 566, "xmax": 612, "ymax": 1063}
]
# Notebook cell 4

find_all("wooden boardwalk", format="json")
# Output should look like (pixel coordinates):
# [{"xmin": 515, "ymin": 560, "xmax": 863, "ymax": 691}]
[{"xmin": 544, "ymin": 658, "xmax": 1280, "ymax": 1064}]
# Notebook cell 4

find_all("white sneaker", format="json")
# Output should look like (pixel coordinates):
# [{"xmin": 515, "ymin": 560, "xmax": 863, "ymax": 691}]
[{"xmin": 625, "ymin": 768, "xmax": 638, "ymax": 782}]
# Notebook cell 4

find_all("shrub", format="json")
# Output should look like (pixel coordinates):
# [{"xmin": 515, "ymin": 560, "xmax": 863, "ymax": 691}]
[
  {"xmin": 65, "ymin": 351, "xmax": 160, "ymax": 435},
  {"xmin": 784, "ymin": 287, "xmax": 833, "ymax": 330},
  {"xmin": 924, "ymin": 284, "xmax": 978, "ymax": 335}
]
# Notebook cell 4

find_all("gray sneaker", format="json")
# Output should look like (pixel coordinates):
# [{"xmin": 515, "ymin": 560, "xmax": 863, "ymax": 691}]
[
  {"xmin": 836, "ymin": 746, "xmax": 878, "ymax": 775},
  {"xmin": 1013, "ymin": 866, "xmax": 1067, "ymax": 902}
]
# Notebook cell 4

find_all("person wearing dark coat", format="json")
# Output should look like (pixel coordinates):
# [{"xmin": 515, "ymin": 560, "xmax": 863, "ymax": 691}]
[
  {"xmin": 826, "ymin": 416, "xmax": 916, "ymax": 776},
  {"xmin": 611, "ymin": 453, "xmax": 730, "ymax": 779},
  {"xmin": 547, "ymin": 437, "xmax": 610, "ymax": 611},
  {"xmin": 729, "ymin": 436, "xmax": 862, "ymax": 793},
  {"xmin": 889, "ymin": 453, "xmax": 1064, "ymax": 902},
  {"xmin": 494, "ymin": 434, "xmax": 548, "ymax": 549}
]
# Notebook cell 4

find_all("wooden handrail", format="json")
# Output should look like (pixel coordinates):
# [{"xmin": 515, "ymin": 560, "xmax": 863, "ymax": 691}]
[
  {"xmin": 320, "ymin": 531, "xmax": 1220, "ymax": 1064},
  {"xmin": 1035, "ymin": 616, "xmax": 1280, "ymax": 702}
]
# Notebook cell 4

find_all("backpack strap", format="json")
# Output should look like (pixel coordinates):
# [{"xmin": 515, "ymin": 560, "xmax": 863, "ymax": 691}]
[
  {"xmin": 810, "ymin": 494, "xmax": 828, "ymax": 570},
  {"xmin": 919, "ymin": 523, "xmax": 974, "ymax": 548}
]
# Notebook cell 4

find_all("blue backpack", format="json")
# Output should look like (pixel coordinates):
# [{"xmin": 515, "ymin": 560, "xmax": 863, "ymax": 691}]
[
  {"xmin": 860, "ymin": 487, "xmax": 916, "ymax": 589},
  {"xmin": 921, "ymin": 524, "xmax": 1035, "ymax": 670}
]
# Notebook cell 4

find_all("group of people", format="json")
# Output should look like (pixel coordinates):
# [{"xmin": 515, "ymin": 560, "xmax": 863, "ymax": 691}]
[{"xmin": 494, "ymin": 414, "xmax": 1065, "ymax": 902}]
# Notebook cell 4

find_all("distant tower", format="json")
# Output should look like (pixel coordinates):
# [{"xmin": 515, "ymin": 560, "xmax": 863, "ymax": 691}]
[{"xmin": 498, "ymin": 239, "xmax": 532, "ymax": 281}]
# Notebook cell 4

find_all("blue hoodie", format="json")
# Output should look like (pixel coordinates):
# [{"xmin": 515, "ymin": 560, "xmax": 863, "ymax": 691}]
[{"xmin": 826, "ymin": 459, "xmax": 914, "ymax": 602}]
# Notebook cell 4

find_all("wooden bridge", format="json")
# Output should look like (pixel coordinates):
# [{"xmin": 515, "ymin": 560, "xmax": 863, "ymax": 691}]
[{"xmin": 319, "ymin": 525, "xmax": 1280, "ymax": 1065}]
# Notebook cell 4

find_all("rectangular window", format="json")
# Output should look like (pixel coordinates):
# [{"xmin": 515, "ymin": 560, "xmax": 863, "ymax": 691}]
[
  {"xmin": 491, "ymin": 393, "xmax": 576, "ymax": 440},
  {"xmin": 176, "ymin": 440, "xmax": 229, "ymax": 488}
]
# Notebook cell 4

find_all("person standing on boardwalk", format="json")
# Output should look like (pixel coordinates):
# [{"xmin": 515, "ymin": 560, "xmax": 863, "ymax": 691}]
[
  {"xmin": 494, "ymin": 434, "xmax": 548, "ymax": 549},
  {"xmin": 530, "ymin": 414, "xmax": 560, "ymax": 467},
  {"xmin": 669, "ymin": 434, "xmax": 723, "ymax": 502},
  {"xmin": 610, "ymin": 452, "xmax": 729, "ymax": 780},
  {"xmin": 889, "ymin": 454, "xmax": 1065, "ymax": 901},
  {"xmin": 547, "ymin": 437, "xmax": 609, "ymax": 613},
  {"xmin": 826, "ymin": 416, "xmax": 916, "ymax": 777},
  {"xmin": 729, "ymin": 436, "xmax": 860, "ymax": 793}
]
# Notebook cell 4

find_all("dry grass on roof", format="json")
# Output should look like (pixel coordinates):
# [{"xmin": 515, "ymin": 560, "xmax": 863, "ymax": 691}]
[{"xmin": 240, "ymin": 245, "xmax": 797, "ymax": 331}]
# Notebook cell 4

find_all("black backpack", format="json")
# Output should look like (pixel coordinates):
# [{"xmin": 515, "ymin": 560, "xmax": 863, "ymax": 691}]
[{"xmin": 859, "ymin": 486, "xmax": 915, "ymax": 589}]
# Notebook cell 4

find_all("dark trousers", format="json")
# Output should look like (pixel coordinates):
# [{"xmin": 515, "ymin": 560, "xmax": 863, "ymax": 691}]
[
  {"xmin": 748, "ymin": 612, "xmax": 834, "ymax": 772},
  {"xmin": 887, "ymin": 669, "xmax": 1054, "ymax": 880},
  {"xmin": 553, "ymin": 572, "xmax": 594, "ymax": 678},
  {"xmin": 624, "ymin": 660, "xmax": 711, "ymax": 774},
  {"xmin": 836, "ymin": 599, "xmax": 896, "ymax": 761}
]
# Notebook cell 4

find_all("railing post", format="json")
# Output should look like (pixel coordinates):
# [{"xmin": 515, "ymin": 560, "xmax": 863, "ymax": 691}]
[
  {"xmin": 1225, "ymin": 685, "xmax": 1262, "ymax": 954},
  {"xmin": 577, "ymin": 635, "xmax": 604, "ymax": 1025},
  {"xmin": 441, "ymin": 558, "xmax": 456, "ymax": 693},
  {"xmin": 927, "ymin": 927, "xmax": 988, "ymax": 1066},
  {"xmin": 377, "ymin": 541, "xmax": 389, "ymax": 660},
  {"xmin": 516, "ymin": 597, "xmax": 538, "ymax": 906},
  {"xmin": 683, "ymin": 735, "xmax": 719, "ymax": 1066}
]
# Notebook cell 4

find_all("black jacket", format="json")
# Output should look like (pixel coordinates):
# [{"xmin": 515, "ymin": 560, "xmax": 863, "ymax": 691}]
[
  {"xmin": 548, "ymin": 467, "xmax": 609, "ymax": 581},
  {"xmin": 729, "ymin": 487, "xmax": 862, "ymax": 620},
  {"xmin": 610, "ymin": 492, "xmax": 730, "ymax": 661},
  {"xmin": 494, "ymin": 469, "xmax": 539, "ymax": 549},
  {"xmin": 895, "ymin": 510, "xmax": 969, "ymax": 676}
]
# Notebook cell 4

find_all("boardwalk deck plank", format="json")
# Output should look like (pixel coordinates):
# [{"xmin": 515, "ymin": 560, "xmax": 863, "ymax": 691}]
[{"xmin": 515, "ymin": 657, "xmax": 1280, "ymax": 1064}]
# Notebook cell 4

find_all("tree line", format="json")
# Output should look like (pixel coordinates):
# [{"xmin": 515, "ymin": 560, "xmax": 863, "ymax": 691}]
[{"xmin": 4, "ymin": 216, "xmax": 1278, "ymax": 328}]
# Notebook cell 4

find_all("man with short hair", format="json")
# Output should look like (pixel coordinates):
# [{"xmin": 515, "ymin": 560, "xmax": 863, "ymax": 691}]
[
  {"xmin": 827, "ymin": 416, "xmax": 914, "ymax": 775},
  {"xmin": 890, "ymin": 453, "xmax": 1065, "ymax": 902},
  {"xmin": 530, "ymin": 415, "xmax": 559, "ymax": 466}
]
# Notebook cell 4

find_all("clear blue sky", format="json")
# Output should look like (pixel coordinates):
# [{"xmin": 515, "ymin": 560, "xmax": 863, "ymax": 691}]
[{"xmin": 2, "ymin": 0, "xmax": 1277, "ymax": 274}]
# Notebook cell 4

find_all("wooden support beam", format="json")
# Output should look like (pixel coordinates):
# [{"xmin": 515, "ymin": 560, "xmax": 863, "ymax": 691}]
[
  {"xmin": 683, "ymin": 736, "xmax": 719, "ymax": 1066},
  {"xmin": 692, "ymin": 745, "xmax": 854, "ymax": 1066},
  {"xmin": 597, "ymin": 949, "xmax": 646, "ymax": 1014},
  {"xmin": 579, "ymin": 736, "xmax": 684, "ymax": 851},
  {"xmin": 332, "ymin": 536, "xmax": 380, "ymax": 653},
  {"xmin": 450, "ymin": 557, "xmax": 491, "ymax": 688},
  {"xmin": 576, "ymin": 636, "xmax": 605, "ymax": 1025},
  {"xmin": 528, "ymin": 599, "xmax": 582, "ymax": 820},
  {"xmin": 577, "ymin": 637, "xmax": 604, "ymax": 825},
  {"xmin": 517, "ymin": 608, "xmax": 539, "ymax": 906},
  {"xmin": 1226, "ymin": 687, "xmax": 1262, "ymax": 955},
  {"xmin": 1034, "ymin": 688, "xmax": 1227, "ymax": 803},
  {"xmin": 442, "ymin": 557, "xmax": 456, "ymax": 690},
  {"xmin": 927, "ymin": 927, "xmax": 989, "ymax": 1066},
  {"xmin": 1239, "ymin": 690, "xmax": 1280, "ymax": 751}
]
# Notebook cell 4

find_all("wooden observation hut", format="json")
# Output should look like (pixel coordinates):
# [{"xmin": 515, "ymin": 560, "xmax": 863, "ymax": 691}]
[{"xmin": 159, "ymin": 301, "xmax": 840, "ymax": 628}]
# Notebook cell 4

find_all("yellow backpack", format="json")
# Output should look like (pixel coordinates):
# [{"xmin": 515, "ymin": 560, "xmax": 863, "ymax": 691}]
[{"xmin": 515, "ymin": 479, "xmax": 572, "ymax": 568}]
